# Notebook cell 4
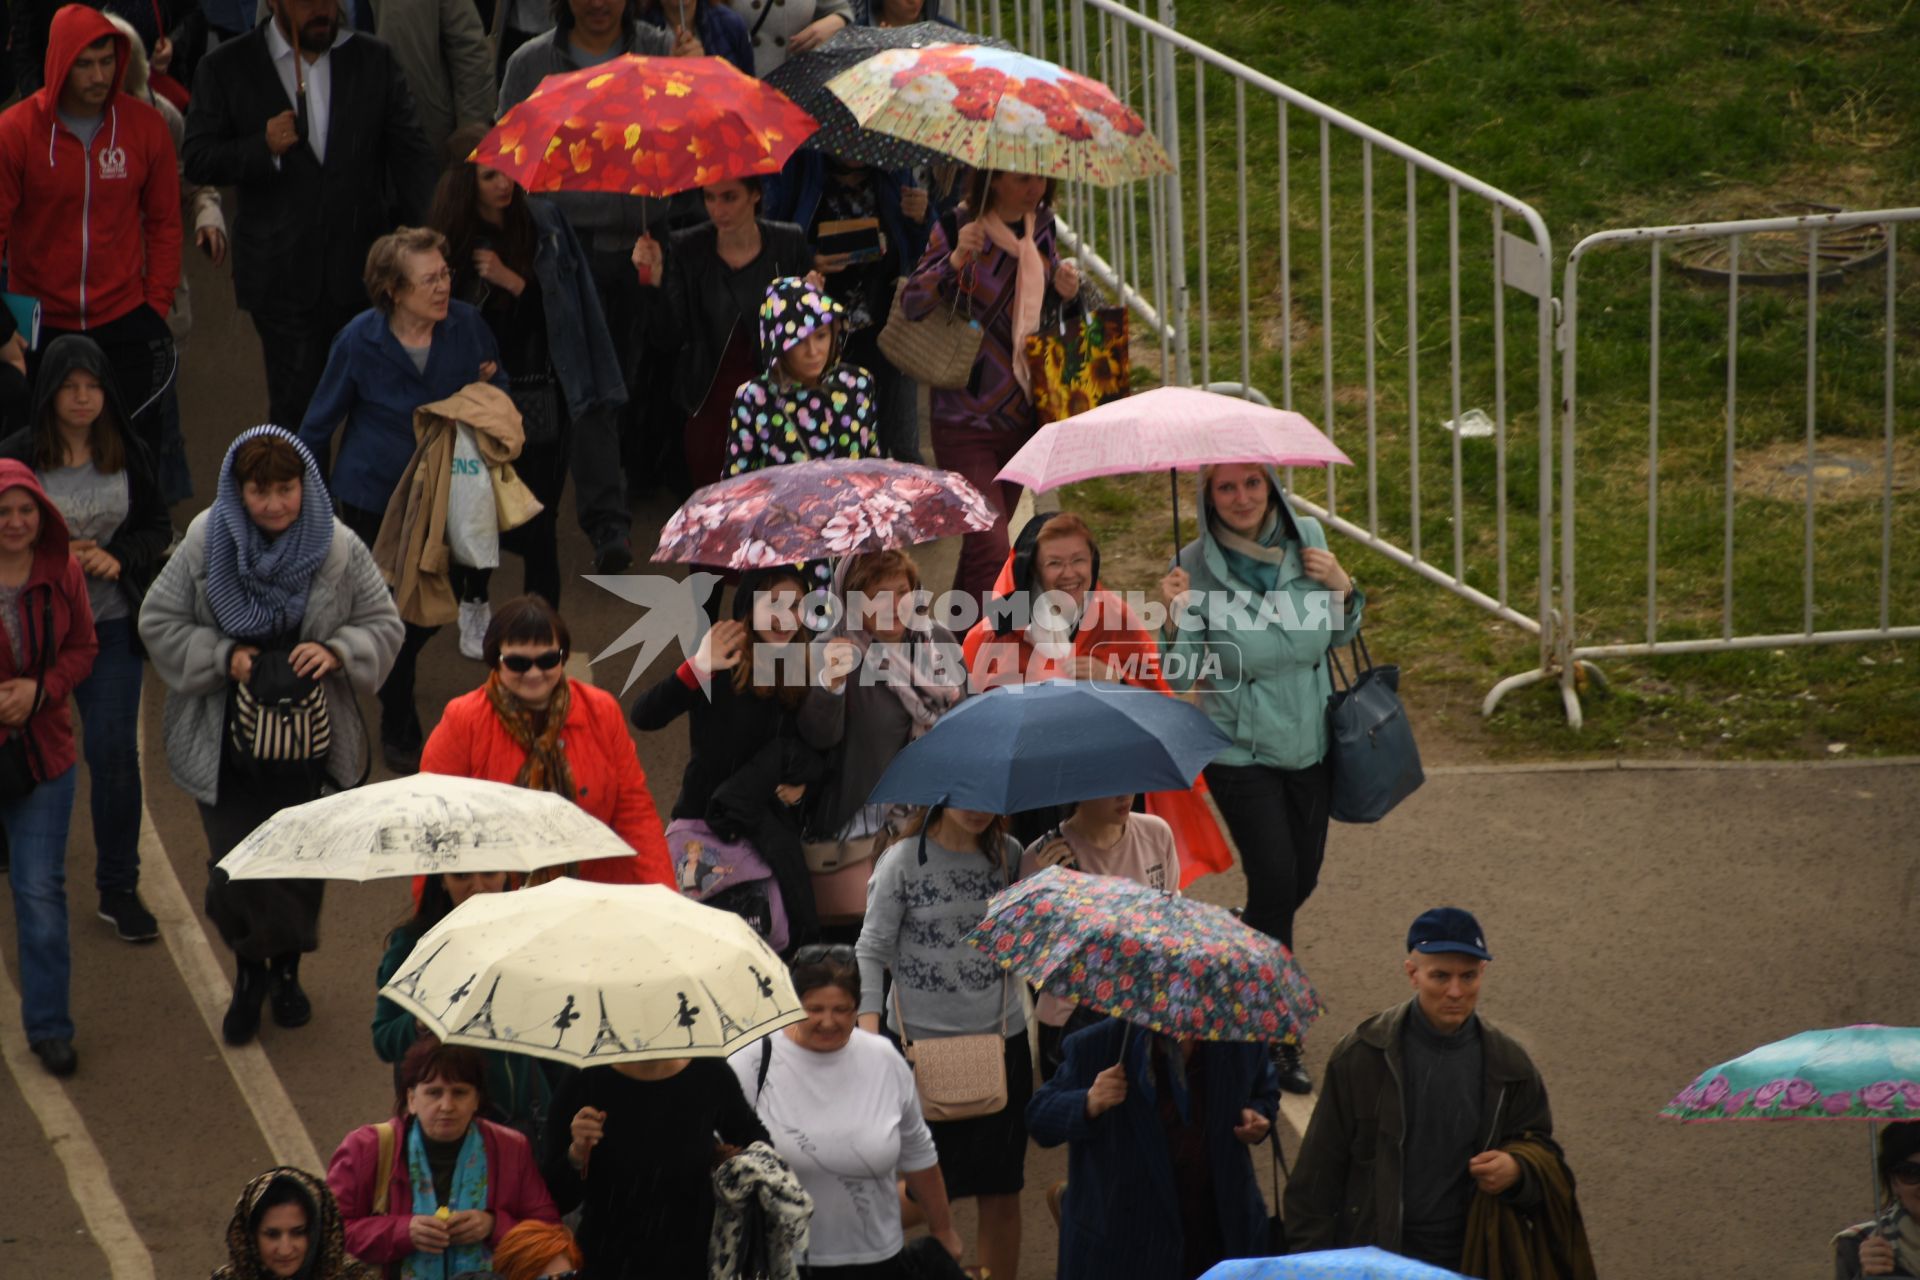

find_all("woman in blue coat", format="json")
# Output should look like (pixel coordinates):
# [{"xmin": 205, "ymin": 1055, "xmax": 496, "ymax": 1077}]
[
  {"xmin": 1157, "ymin": 463, "xmax": 1361, "ymax": 1095},
  {"xmin": 298, "ymin": 226, "xmax": 509, "ymax": 772},
  {"xmin": 1028, "ymin": 1017, "xmax": 1280, "ymax": 1280}
]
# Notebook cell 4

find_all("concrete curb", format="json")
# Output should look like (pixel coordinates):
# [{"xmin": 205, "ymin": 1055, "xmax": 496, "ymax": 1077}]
[{"xmin": 1427, "ymin": 754, "xmax": 1920, "ymax": 776}]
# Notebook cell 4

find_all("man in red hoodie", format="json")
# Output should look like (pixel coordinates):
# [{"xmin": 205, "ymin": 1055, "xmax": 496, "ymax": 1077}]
[{"xmin": 0, "ymin": 5, "xmax": 182, "ymax": 461}]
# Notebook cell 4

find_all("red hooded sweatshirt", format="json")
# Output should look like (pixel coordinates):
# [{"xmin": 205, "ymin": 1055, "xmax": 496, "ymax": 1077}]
[
  {"xmin": 0, "ymin": 459, "xmax": 98, "ymax": 782},
  {"xmin": 0, "ymin": 5, "xmax": 181, "ymax": 331}
]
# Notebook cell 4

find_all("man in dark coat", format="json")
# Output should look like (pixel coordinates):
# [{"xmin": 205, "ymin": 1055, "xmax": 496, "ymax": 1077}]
[
  {"xmin": 181, "ymin": 0, "xmax": 435, "ymax": 432},
  {"xmin": 1284, "ymin": 907, "xmax": 1557, "ymax": 1267}
]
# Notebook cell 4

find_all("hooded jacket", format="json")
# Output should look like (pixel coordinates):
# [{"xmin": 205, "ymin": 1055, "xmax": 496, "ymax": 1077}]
[
  {"xmin": 0, "ymin": 458, "xmax": 99, "ymax": 783},
  {"xmin": 724, "ymin": 276, "xmax": 880, "ymax": 481},
  {"xmin": 0, "ymin": 5, "xmax": 182, "ymax": 331},
  {"xmin": 0, "ymin": 334, "xmax": 173, "ymax": 625},
  {"xmin": 1163, "ymin": 467, "xmax": 1364, "ymax": 772},
  {"xmin": 212, "ymin": 1166, "xmax": 379, "ymax": 1280}
]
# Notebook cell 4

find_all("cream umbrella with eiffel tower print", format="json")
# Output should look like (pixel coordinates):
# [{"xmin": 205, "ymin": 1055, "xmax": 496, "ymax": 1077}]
[{"xmin": 379, "ymin": 879, "xmax": 803, "ymax": 1065}]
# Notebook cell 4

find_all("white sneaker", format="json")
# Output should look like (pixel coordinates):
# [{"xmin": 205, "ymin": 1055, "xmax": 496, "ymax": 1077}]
[{"xmin": 458, "ymin": 600, "xmax": 490, "ymax": 661}]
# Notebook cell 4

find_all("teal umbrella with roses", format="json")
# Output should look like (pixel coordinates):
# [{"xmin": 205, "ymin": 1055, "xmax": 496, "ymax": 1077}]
[
  {"xmin": 1661, "ymin": 1024, "xmax": 1920, "ymax": 1216},
  {"xmin": 964, "ymin": 865, "xmax": 1321, "ymax": 1044}
]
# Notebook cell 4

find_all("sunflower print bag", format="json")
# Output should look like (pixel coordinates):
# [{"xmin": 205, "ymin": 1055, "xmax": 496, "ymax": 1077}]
[{"xmin": 1023, "ymin": 304, "xmax": 1131, "ymax": 424}]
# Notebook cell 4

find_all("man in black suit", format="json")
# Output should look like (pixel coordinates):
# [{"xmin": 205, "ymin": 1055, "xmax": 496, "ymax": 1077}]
[{"xmin": 182, "ymin": 0, "xmax": 436, "ymax": 432}]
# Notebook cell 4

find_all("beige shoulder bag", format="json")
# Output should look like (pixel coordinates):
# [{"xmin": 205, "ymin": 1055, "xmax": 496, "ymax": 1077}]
[{"xmin": 894, "ymin": 976, "xmax": 1009, "ymax": 1123}]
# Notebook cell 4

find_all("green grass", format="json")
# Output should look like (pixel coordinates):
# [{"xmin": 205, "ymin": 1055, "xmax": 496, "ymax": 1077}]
[{"xmin": 1005, "ymin": 0, "xmax": 1920, "ymax": 756}]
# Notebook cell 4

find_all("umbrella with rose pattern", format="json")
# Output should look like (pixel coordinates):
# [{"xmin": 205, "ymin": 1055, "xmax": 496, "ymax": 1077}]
[{"xmin": 650, "ymin": 457, "xmax": 997, "ymax": 569}]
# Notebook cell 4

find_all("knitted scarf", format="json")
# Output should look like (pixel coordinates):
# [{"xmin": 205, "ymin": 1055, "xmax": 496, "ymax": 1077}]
[
  {"xmin": 486, "ymin": 671, "xmax": 576, "ymax": 802},
  {"xmin": 978, "ymin": 210, "xmax": 1046, "ymax": 397},
  {"xmin": 205, "ymin": 426, "xmax": 335, "ymax": 641}
]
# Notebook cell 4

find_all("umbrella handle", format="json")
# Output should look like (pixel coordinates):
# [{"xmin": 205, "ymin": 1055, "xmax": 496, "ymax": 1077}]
[
  {"xmin": 1116, "ymin": 1019, "xmax": 1132, "ymax": 1068},
  {"xmin": 1168, "ymin": 467, "xmax": 1180, "ymax": 551}
]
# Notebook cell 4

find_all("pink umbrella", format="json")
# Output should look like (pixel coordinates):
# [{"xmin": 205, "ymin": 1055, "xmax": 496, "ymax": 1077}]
[{"xmin": 995, "ymin": 386, "xmax": 1350, "ymax": 542}]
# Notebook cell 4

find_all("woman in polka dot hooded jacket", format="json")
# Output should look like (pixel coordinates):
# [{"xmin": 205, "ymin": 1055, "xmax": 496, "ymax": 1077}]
[{"xmin": 725, "ymin": 276, "xmax": 881, "ymax": 486}]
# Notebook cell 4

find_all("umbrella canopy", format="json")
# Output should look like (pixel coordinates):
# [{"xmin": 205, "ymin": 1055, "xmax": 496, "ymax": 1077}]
[
  {"xmin": 1200, "ymin": 1249, "xmax": 1469, "ymax": 1279},
  {"xmin": 965, "ymin": 865, "xmax": 1320, "ymax": 1043},
  {"xmin": 476, "ymin": 56, "xmax": 817, "ymax": 196},
  {"xmin": 996, "ymin": 386, "xmax": 1352, "ymax": 491},
  {"xmin": 216, "ymin": 775, "xmax": 635, "ymax": 882},
  {"xmin": 1661, "ymin": 1025, "xmax": 1920, "ymax": 1122},
  {"xmin": 379, "ymin": 879, "xmax": 803, "ymax": 1066},
  {"xmin": 867, "ymin": 679, "xmax": 1231, "ymax": 813},
  {"xmin": 652, "ymin": 457, "xmax": 996, "ymax": 569},
  {"xmin": 825, "ymin": 44, "xmax": 1171, "ymax": 185},
  {"xmin": 765, "ymin": 24, "xmax": 1013, "ymax": 168}
]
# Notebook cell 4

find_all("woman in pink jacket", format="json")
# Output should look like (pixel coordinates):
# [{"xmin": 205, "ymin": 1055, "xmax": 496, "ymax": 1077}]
[{"xmin": 327, "ymin": 1037, "xmax": 559, "ymax": 1279}]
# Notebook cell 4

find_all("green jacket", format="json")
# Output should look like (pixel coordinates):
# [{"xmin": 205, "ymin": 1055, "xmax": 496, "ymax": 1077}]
[
  {"xmin": 373, "ymin": 925, "xmax": 563, "ymax": 1146},
  {"xmin": 1282, "ymin": 999, "xmax": 1554, "ymax": 1254},
  {"xmin": 1164, "ymin": 477, "xmax": 1363, "ymax": 770}
]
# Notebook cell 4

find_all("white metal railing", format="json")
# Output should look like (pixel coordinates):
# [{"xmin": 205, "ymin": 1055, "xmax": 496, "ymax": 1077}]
[
  {"xmin": 946, "ymin": 0, "xmax": 1564, "ymax": 709},
  {"xmin": 1553, "ymin": 208, "xmax": 1917, "ymax": 728}
]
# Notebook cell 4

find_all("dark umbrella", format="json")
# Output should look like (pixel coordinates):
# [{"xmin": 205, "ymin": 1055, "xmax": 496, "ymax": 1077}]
[
  {"xmin": 866, "ymin": 679, "xmax": 1231, "ymax": 812},
  {"xmin": 765, "ymin": 22, "xmax": 1013, "ymax": 168}
]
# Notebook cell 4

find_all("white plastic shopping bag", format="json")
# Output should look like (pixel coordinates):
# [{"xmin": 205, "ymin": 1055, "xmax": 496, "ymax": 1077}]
[{"xmin": 446, "ymin": 424, "xmax": 500, "ymax": 569}]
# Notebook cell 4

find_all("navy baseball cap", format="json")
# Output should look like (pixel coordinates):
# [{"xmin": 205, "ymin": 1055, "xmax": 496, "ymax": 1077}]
[{"xmin": 1407, "ymin": 907, "xmax": 1491, "ymax": 961}]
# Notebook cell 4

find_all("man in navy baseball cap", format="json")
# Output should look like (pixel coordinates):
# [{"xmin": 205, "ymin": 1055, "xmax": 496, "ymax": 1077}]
[{"xmin": 1284, "ymin": 907, "xmax": 1593, "ymax": 1272}]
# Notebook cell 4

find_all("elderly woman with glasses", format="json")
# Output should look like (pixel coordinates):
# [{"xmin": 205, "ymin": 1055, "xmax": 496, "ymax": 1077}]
[
  {"xmin": 419, "ymin": 594, "xmax": 673, "ymax": 887},
  {"xmin": 730, "ymin": 944, "xmax": 963, "ymax": 1278},
  {"xmin": 298, "ymin": 225, "xmax": 510, "ymax": 774},
  {"xmin": 1836, "ymin": 1121, "xmax": 1920, "ymax": 1278}
]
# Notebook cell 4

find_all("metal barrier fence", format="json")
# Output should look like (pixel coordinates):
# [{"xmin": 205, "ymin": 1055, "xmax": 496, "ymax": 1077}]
[
  {"xmin": 944, "ymin": 0, "xmax": 1566, "ymax": 712},
  {"xmin": 1553, "ymin": 208, "xmax": 1918, "ymax": 728}
]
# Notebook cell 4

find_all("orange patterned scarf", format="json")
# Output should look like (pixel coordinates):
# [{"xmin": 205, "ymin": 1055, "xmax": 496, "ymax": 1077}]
[{"xmin": 486, "ymin": 671, "xmax": 576, "ymax": 803}]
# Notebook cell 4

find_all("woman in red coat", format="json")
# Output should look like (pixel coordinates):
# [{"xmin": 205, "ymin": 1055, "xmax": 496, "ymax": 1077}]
[
  {"xmin": 328, "ymin": 1037, "xmax": 559, "ymax": 1278},
  {"xmin": 419, "ymin": 594, "xmax": 672, "ymax": 887}
]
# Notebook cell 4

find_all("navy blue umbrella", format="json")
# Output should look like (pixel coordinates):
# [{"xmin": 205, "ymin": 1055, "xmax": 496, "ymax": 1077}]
[{"xmin": 866, "ymin": 679, "xmax": 1231, "ymax": 812}]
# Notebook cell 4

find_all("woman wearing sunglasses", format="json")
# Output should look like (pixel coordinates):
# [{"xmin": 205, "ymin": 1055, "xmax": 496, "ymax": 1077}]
[
  {"xmin": 419, "ymin": 594, "xmax": 673, "ymax": 887},
  {"xmin": 488, "ymin": 1219, "xmax": 583, "ymax": 1280},
  {"xmin": 1836, "ymin": 1121, "xmax": 1920, "ymax": 1278}
]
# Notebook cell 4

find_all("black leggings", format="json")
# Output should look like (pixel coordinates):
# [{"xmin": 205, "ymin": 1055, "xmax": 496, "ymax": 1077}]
[{"xmin": 1203, "ymin": 759, "xmax": 1330, "ymax": 953}]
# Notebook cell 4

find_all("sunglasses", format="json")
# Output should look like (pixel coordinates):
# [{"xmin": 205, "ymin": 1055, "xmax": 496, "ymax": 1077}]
[
  {"xmin": 1893, "ymin": 1161, "xmax": 1920, "ymax": 1188},
  {"xmin": 791, "ymin": 943, "xmax": 856, "ymax": 966},
  {"xmin": 539, "ymin": 1272, "xmax": 581, "ymax": 1280},
  {"xmin": 499, "ymin": 649, "xmax": 566, "ymax": 673}
]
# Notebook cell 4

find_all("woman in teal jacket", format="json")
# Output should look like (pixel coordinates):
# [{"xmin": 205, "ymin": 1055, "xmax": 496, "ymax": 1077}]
[{"xmin": 1159, "ymin": 463, "xmax": 1360, "ymax": 1094}]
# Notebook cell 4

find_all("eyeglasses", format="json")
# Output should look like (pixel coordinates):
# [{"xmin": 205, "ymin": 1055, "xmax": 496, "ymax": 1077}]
[
  {"xmin": 1893, "ymin": 1161, "xmax": 1920, "ymax": 1188},
  {"xmin": 409, "ymin": 268, "xmax": 454, "ymax": 289},
  {"xmin": 499, "ymin": 649, "xmax": 566, "ymax": 673},
  {"xmin": 791, "ymin": 943, "xmax": 855, "ymax": 965}
]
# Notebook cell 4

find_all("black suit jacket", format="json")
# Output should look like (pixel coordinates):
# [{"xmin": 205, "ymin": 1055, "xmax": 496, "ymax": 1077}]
[{"xmin": 182, "ymin": 24, "xmax": 437, "ymax": 320}]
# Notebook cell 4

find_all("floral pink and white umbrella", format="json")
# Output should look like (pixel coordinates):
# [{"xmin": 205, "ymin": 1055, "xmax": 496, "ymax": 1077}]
[
  {"xmin": 652, "ymin": 458, "xmax": 997, "ymax": 569},
  {"xmin": 824, "ymin": 44, "xmax": 1171, "ymax": 186}
]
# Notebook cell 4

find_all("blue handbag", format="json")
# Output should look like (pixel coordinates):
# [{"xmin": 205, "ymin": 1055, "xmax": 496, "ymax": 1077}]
[{"xmin": 1325, "ymin": 632, "xmax": 1424, "ymax": 823}]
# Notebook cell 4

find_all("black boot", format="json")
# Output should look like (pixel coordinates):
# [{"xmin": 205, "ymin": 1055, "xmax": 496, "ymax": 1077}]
[
  {"xmin": 269, "ymin": 953, "xmax": 312, "ymax": 1028},
  {"xmin": 223, "ymin": 959, "xmax": 270, "ymax": 1045},
  {"xmin": 1271, "ymin": 1039, "xmax": 1313, "ymax": 1095}
]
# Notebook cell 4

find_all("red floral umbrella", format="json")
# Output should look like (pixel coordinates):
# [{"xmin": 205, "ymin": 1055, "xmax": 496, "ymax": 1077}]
[{"xmin": 475, "ymin": 56, "xmax": 818, "ymax": 196}]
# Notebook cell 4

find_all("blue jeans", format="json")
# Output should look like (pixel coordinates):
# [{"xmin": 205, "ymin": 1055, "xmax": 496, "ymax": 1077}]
[
  {"xmin": 71, "ymin": 617, "xmax": 144, "ymax": 895},
  {"xmin": 4, "ymin": 766, "xmax": 79, "ymax": 1041}
]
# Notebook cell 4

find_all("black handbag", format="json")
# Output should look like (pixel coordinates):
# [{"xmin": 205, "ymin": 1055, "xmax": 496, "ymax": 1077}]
[
  {"xmin": 1324, "ymin": 631, "xmax": 1424, "ymax": 823},
  {"xmin": 0, "ymin": 591, "xmax": 56, "ymax": 804},
  {"xmin": 509, "ymin": 372, "xmax": 561, "ymax": 446},
  {"xmin": 226, "ymin": 649, "xmax": 332, "ymax": 782}
]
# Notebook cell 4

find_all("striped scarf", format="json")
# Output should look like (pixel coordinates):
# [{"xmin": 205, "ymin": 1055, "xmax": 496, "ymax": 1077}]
[{"xmin": 205, "ymin": 426, "xmax": 335, "ymax": 641}]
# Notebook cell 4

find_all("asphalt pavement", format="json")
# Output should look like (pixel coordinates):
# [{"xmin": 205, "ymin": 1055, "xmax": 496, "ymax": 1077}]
[{"xmin": 1, "ymin": 243, "xmax": 1915, "ymax": 1279}]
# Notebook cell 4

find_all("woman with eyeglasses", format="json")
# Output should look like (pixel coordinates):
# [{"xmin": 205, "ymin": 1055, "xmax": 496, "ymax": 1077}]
[
  {"xmin": 1835, "ymin": 1121, "xmax": 1920, "ymax": 1278},
  {"xmin": 419, "ymin": 594, "xmax": 673, "ymax": 887},
  {"xmin": 855, "ymin": 806, "xmax": 1032, "ymax": 1280},
  {"xmin": 298, "ymin": 226, "xmax": 511, "ymax": 775},
  {"xmin": 730, "ymin": 944, "xmax": 963, "ymax": 1277}
]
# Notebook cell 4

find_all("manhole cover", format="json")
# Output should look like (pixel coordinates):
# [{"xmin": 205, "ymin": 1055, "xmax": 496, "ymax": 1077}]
[{"xmin": 1670, "ymin": 202, "xmax": 1888, "ymax": 287}]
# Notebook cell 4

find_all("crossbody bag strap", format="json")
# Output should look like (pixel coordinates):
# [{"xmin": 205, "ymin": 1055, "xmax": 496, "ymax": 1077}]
[{"xmin": 371, "ymin": 1120, "xmax": 397, "ymax": 1215}]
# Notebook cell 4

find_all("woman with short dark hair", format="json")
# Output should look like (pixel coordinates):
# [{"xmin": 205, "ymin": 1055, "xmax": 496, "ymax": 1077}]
[
  {"xmin": 297, "ymin": 226, "xmax": 510, "ymax": 773},
  {"xmin": 419, "ymin": 595, "xmax": 674, "ymax": 887},
  {"xmin": 140, "ymin": 427, "xmax": 402, "ymax": 1048},
  {"xmin": 1834, "ymin": 1121, "xmax": 1920, "ymax": 1278},
  {"xmin": 731, "ymin": 944, "xmax": 963, "ymax": 1277},
  {"xmin": 329, "ymin": 1037, "xmax": 560, "ymax": 1275}
]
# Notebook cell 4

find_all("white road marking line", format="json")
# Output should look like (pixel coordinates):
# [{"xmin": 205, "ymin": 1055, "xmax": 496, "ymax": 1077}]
[
  {"xmin": 137, "ymin": 709, "xmax": 323, "ymax": 1173},
  {"xmin": 0, "ymin": 965, "xmax": 157, "ymax": 1280}
]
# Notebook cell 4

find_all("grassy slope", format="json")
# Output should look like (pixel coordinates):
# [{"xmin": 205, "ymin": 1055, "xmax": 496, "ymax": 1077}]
[{"xmin": 1053, "ymin": 0, "xmax": 1920, "ymax": 758}]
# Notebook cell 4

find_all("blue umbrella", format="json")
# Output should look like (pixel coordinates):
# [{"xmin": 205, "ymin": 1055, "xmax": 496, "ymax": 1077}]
[
  {"xmin": 866, "ymin": 679, "xmax": 1231, "ymax": 811},
  {"xmin": 1200, "ymin": 1249, "xmax": 1470, "ymax": 1280}
]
